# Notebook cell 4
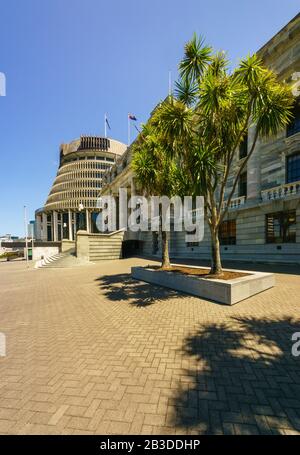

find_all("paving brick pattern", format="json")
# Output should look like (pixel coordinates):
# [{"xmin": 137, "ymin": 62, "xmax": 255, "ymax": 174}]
[{"xmin": 0, "ymin": 258, "xmax": 299, "ymax": 435}]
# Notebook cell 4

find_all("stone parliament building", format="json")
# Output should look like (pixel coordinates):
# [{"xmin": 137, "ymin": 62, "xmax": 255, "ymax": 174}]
[{"xmin": 36, "ymin": 13, "xmax": 300, "ymax": 264}]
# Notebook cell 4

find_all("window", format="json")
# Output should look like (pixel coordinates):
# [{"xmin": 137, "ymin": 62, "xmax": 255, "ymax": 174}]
[
  {"xmin": 239, "ymin": 171, "xmax": 247, "ymax": 197},
  {"xmin": 152, "ymin": 232, "xmax": 159, "ymax": 254},
  {"xmin": 186, "ymin": 233, "xmax": 200, "ymax": 246},
  {"xmin": 220, "ymin": 220, "xmax": 236, "ymax": 245},
  {"xmin": 185, "ymin": 227, "xmax": 200, "ymax": 247},
  {"xmin": 287, "ymin": 101, "xmax": 300, "ymax": 137},
  {"xmin": 287, "ymin": 153, "xmax": 300, "ymax": 183},
  {"xmin": 239, "ymin": 135, "xmax": 248, "ymax": 159},
  {"xmin": 186, "ymin": 241, "xmax": 200, "ymax": 247},
  {"xmin": 266, "ymin": 211, "xmax": 296, "ymax": 243},
  {"xmin": 47, "ymin": 225, "xmax": 52, "ymax": 242},
  {"xmin": 91, "ymin": 212, "xmax": 100, "ymax": 233}
]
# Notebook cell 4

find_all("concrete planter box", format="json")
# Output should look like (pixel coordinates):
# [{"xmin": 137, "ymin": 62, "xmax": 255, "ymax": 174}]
[{"xmin": 131, "ymin": 264, "xmax": 275, "ymax": 305}]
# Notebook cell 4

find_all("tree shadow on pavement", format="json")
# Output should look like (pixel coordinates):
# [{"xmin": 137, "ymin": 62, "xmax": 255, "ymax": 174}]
[
  {"xmin": 95, "ymin": 273, "xmax": 182, "ymax": 307},
  {"xmin": 170, "ymin": 316, "xmax": 300, "ymax": 434}
]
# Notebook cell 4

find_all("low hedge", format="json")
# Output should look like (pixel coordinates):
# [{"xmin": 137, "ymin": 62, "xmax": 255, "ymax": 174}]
[{"xmin": 0, "ymin": 251, "xmax": 23, "ymax": 261}]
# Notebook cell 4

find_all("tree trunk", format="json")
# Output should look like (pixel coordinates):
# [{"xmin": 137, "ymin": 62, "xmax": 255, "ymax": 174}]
[
  {"xmin": 210, "ymin": 226, "xmax": 222, "ymax": 275},
  {"xmin": 161, "ymin": 230, "xmax": 170, "ymax": 269}
]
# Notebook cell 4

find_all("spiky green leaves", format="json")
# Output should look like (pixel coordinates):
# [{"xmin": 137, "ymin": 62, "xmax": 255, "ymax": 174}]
[
  {"xmin": 131, "ymin": 122, "xmax": 182, "ymax": 198},
  {"xmin": 174, "ymin": 78, "xmax": 198, "ymax": 106},
  {"xmin": 232, "ymin": 54, "xmax": 294, "ymax": 137},
  {"xmin": 251, "ymin": 73, "xmax": 294, "ymax": 137},
  {"xmin": 131, "ymin": 142, "xmax": 157, "ymax": 194},
  {"xmin": 153, "ymin": 97, "xmax": 195, "ymax": 155},
  {"xmin": 179, "ymin": 33, "xmax": 212, "ymax": 82}
]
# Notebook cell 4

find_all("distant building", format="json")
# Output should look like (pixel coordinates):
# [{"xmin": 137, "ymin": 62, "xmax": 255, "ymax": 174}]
[
  {"xmin": 28, "ymin": 220, "xmax": 35, "ymax": 239},
  {"xmin": 0, "ymin": 234, "xmax": 19, "ymax": 254},
  {"xmin": 0, "ymin": 234, "xmax": 19, "ymax": 242},
  {"xmin": 35, "ymin": 136, "xmax": 127, "ymax": 241}
]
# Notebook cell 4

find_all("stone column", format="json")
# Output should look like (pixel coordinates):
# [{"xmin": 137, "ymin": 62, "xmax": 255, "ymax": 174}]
[
  {"xmin": 86, "ymin": 209, "xmax": 90, "ymax": 233},
  {"xmin": 128, "ymin": 178, "xmax": 136, "ymax": 240},
  {"xmin": 42, "ymin": 213, "xmax": 47, "ymax": 241},
  {"xmin": 53, "ymin": 211, "xmax": 58, "ymax": 241},
  {"xmin": 35, "ymin": 215, "xmax": 42, "ymax": 240},
  {"xmin": 68, "ymin": 209, "xmax": 73, "ymax": 241},
  {"xmin": 247, "ymin": 124, "xmax": 261, "ymax": 201},
  {"xmin": 130, "ymin": 178, "xmax": 136, "ymax": 197},
  {"xmin": 60, "ymin": 215, "xmax": 63, "ymax": 240}
]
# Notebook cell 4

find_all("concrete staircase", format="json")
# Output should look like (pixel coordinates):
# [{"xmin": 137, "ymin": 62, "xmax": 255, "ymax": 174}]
[
  {"xmin": 76, "ymin": 230, "xmax": 124, "ymax": 262},
  {"xmin": 89, "ymin": 234, "xmax": 123, "ymax": 261},
  {"xmin": 35, "ymin": 249, "xmax": 90, "ymax": 269},
  {"xmin": 35, "ymin": 252, "xmax": 64, "ymax": 268},
  {"xmin": 36, "ymin": 230, "xmax": 125, "ymax": 267}
]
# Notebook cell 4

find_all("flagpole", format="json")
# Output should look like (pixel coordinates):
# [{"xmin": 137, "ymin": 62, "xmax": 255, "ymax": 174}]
[
  {"xmin": 104, "ymin": 113, "xmax": 107, "ymax": 138},
  {"xmin": 168, "ymin": 71, "xmax": 172, "ymax": 97},
  {"xmin": 128, "ymin": 115, "xmax": 130, "ymax": 146},
  {"xmin": 31, "ymin": 220, "xmax": 34, "ymax": 263},
  {"xmin": 24, "ymin": 205, "xmax": 29, "ymax": 268}
]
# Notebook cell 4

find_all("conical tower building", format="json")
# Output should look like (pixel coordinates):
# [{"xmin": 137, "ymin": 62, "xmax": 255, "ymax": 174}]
[{"xmin": 35, "ymin": 136, "xmax": 126, "ymax": 241}]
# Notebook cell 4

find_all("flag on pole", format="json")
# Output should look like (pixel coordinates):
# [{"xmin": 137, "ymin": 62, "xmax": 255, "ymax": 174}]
[
  {"xmin": 128, "ymin": 113, "xmax": 137, "ymax": 121},
  {"xmin": 104, "ymin": 113, "xmax": 111, "ymax": 138},
  {"xmin": 105, "ymin": 116, "xmax": 111, "ymax": 130},
  {"xmin": 128, "ymin": 113, "xmax": 137, "ymax": 146}
]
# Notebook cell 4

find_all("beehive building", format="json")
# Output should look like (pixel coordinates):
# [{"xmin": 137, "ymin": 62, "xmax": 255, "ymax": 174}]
[{"xmin": 35, "ymin": 136, "xmax": 127, "ymax": 241}]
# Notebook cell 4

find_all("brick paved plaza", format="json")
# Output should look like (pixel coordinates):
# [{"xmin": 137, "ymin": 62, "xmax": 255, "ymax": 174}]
[{"xmin": 0, "ymin": 258, "xmax": 300, "ymax": 435}]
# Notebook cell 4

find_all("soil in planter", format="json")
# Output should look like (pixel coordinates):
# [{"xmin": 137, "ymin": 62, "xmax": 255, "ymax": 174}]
[{"xmin": 149, "ymin": 265, "xmax": 250, "ymax": 281}]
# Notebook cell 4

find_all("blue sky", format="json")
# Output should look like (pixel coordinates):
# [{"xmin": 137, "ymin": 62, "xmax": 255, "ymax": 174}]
[{"xmin": 0, "ymin": 0, "xmax": 299, "ymax": 236}]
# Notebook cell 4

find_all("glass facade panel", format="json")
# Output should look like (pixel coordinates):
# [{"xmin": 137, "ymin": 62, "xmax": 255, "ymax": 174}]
[
  {"xmin": 62, "ymin": 213, "xmax": 69, "ymax": 239},
  {"xmin": 91, "ymin": 212, "xmax": 100, "ymax": 233},
  {"xmin": 76, "ymin": 212, "xmax": 86, "ymax": 231},
  {"xmin": 47, "ymin": 225, "xmax": 52, "ymax": 241}
]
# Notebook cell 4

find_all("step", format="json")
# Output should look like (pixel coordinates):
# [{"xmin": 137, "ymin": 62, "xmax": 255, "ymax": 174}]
[
  {"xmin": 90, "ymin": 253, "xmax": 122, "ymax": 258},
  {"xmin": 89, "ymin": 239, "xmax": 123, "ymax": 243},
  {"xmin": 91, "ymin": 256, "xmax": 122, "ymax": 261},
  {"xmin": 89, "ymin": 248, "xmax": 122, "ymax": 253},
  {"xmin": 90, "ymin": 253, "xmax": 122, "ymax": 257}
]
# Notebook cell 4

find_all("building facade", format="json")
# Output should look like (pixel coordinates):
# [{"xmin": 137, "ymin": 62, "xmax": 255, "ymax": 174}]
[
  {"xmin": 0, "ymin": 234, "xmax": 19, "ymax": 255},
  {"xmin": 35, "ymin": 136, "xmax": 127, "ymax": 242},
  {"xmin": 101, "ymin": 13, "xmax": 300, "ymax": 264}
]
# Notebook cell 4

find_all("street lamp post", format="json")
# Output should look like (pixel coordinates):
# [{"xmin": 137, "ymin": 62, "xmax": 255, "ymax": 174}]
[
  {"xmin": 78, "ymin": 203, "xmax": 85, "ymax": 230},
  {"xmin": 31, "ymin": 221, "xmax": 34, "ymax": 262},
  {"xmin": 23, "ymin": 205, "xmax": 29, "ymax": 268}
]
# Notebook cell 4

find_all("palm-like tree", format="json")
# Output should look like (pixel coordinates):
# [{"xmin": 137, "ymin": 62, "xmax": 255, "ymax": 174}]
[
  {"xmin": 132, "ymin": 121, "xmax": 180, "ymax": 269},
  {"xmin": 154, "ymin": 39, "xmax": 293, "ymax": 275}
]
